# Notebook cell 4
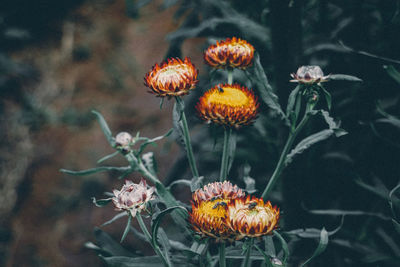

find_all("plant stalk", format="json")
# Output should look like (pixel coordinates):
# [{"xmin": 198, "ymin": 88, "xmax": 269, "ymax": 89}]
[
  {"xmin": 261, "ymin": 103, "xmax": 314, "ymax": 199},
  {"xmin": 219, "ymin": 242, "xmax": 226, "ymax": 267},
  {"xmin": 175, "ymin": 96, "xmax": 200, "ymax": 178},
  {"xmin": 136, "ymin": 213, "xmax": 171, "ymax": 267},
  {"xmin": 220, "ymin": 127, "xmax": 232, "ymax": 181},
  {"xmin": 242, "ymin": 238, "xmax": 254, "ymax": 267}
]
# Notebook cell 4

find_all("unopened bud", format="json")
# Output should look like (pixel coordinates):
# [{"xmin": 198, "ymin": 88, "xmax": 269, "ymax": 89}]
[
  {"xmin": 115, "ymin": 132, "xmax": 132, "ymax": 148},
  {"xmin": 290, "ymin": 65, "xmax": 329, "ymax": 84}
]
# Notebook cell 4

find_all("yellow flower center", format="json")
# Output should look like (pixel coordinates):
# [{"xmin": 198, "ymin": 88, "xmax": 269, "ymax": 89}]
[
  {"xmin": 199, "ymin": 199, "xmax": 228, "ymax": 218},
  {"xmin": 207, "ymin": 87, "xmax": 249, "ymax": 107}
]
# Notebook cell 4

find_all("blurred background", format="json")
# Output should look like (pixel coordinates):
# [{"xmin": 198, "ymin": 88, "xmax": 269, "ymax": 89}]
[{"xmin": 1, "ymin": 0, "xmax": 400, "ymax": 266}]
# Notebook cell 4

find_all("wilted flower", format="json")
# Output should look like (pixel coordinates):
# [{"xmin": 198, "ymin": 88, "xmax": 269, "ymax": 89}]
[
  {"xmin": 189, "ymin": 181, "xmax": 245, "ymax": 240},
  {"xmin": 144, "ymin": 57, "xmax": 198, "ymax": 97},
  {"xmin": 195, "ymin": 84, "xmax": 259, "ymax": 129},
  {"xmin": 115, "ymin": 132, "xmax": 132, "ymax": 151},
  {"xmin": 225, "ymin": 195, "xmax": 279, "ymax": 239},
  {"xmin": 112, "ymin": 179, "xmax": 155, "ymax": 217},
  {"xmin": 204, "ymin": 37, "xmax": 255, "ymax": 69},
  {"xmin": 290, "ymin": 65, "xmax": 329, "ymax": 84}
]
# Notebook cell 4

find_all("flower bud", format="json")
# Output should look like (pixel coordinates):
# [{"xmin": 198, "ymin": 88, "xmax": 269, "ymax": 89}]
[
  {"xmin": 290, "ymin": 65, "xmax": 329, "ymax": 84},
  {"xmin": 115, "ymin": 132, "xmax": 132, "ymax": 149},
  {"xmin": 112, "ymin": 179, "xmax": 155, "ymax": 217}
]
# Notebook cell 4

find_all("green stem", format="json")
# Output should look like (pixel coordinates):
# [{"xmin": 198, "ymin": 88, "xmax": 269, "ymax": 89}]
[
  {"xmin": 220, "ymin": 127, "xmax": 232, "ymax": 181},
  {"xmin": 175, "ymin": 96, "xmax": 199, "ymax": 178},
  {"xmin": 261, "ymin": 103, "xmax": 314, "ymax": 199},
  {"xmin": 136, "ymin": 213, "xmax": 171, "ymax": 267},
  {"xmin": 242, "ymin": 239, "xmax": 254, "ymax": 267},
  {"xmin": 219, "ymin": 242, "xmax": 226, "ymax": 267},
  {"xmin": 227, "ymin": 68, "xmax": 233, "ymax": 85}
]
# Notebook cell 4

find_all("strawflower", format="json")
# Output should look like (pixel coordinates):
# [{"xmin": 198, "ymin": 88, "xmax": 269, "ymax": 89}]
[{"xmin": 290, "ymin": 65, "xmax": 329, "ymax": 84}]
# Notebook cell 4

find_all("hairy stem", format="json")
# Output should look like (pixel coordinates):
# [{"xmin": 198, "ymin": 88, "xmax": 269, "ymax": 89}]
[
  {"xmin": 175, "ymin": 96, "xmax": 199, "ymax": 178},
  {"xmin": 219, "ymin": 242, "xmax": 226, "ymax": 267},
  {"xmin": 261, "ymin": 102, "xmax": 314, "ymax": 199},
  {"xmin": 136, "ymin": 213, "xmax": 171, "ymax": 267},
  {"xmin": 220, "ymin": 127, "xmax": 232, "ymax": 181}
]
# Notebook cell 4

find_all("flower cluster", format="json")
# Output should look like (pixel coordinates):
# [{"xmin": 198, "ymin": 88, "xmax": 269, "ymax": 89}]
[
  {"xmin": 112, "ymin": 179, "xmax": 155, "ymax": 217},
  {"xmin": 189, "ymin": 181, "xmax": 279, "ymax": 241}
]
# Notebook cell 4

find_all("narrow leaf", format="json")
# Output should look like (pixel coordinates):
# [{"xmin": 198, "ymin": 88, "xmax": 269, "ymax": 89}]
[
  {"xmin": 138, "ymin": 129, "xmax": 173, "ymax": 155},
  {"xmin": 306, "ymin": 208, "xmax": 390, "ymax": 221},
  {"xmin": 101, "ymin": 212, "xmax": 127, "ymax": 227},
  {"xmin": 384, "ymin": 65, "xmax": 400, "ymax": 84},
  {"xmin": 92, "ymin": 110, "xmax": 115, "ymax": 146},
  {"xmin": 320, "ymin": 85, "xmax": 332, "ymax": 110},
  {"xmin": 92, "ymin": 197, "xmax": 112, "ymax": 207},
  {"xmin": 392, "ymin": 219, "xmax": 400, "ymax": 235},
  {"xmin": 273, "ymin": 230, "xmax": 289, "ymax": 264},
  {"xmin": 227, "ymin": 130, "xmax": 237, "ymax": 174},
  {"xmin": 254, "ymin": 244, "xmax": 274, "ymax": 267},
  {"xmin": 286, "ymin": 85, "xmax": 301, "ymax": 117},
  {"xmin": 173, "ymin": 102, "xmax": 186, "ymax": 148},
  {"xmin": 60, "ymin": 166, "xmax": 130, "ymax": 176},
  {"xmin": 329, "ymin": 74, "xmax": 362, "ymax": 82},
  {"xmin": 300, "ymin": 228, "xmax": 329, "ymax": 267},
  {"xmin": 167, "ymin": 179, "xmax": 192, "ymax": 190},
  {"xmin": 93, "ymin": 228, "xmax": 135, "ymax": 257},
  {"xmin": 100, "ymin": 255, "xmax": 163, "ymax": 267},
  {"xmin": 120, "ymin": 214, "xmax": 132, "ymax": 243},
  {"xmin": 97, "ymin": 151, "xmax": 119, "ymax": 164}
]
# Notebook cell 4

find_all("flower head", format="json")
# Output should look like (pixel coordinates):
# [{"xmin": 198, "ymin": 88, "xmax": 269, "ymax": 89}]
[
  {"xmin": 115, "ymin": 132, "xmax": 132, "ymax": 151},
  {"xmin": 225, "ymin": 195, "xmax": 279, "ymax": 239},
  {"xmin": 195, "ymin": 84, "xmax": 259, "ymax": 129},
  {"xmin": 144, "ymin": 57, "xmax": 199, "ymax": 97},
  {"xmin": 204, "ymin": 37, "xmax": 255, "ymax": 69},
  {"xmin": 189, "ymin": 181, "xmax": 245, "ymax": 240},
  {"xmin": 112, "ymin": 179, "xmax": 155, "ymax": 217},
  {"xmin": 290, "ymin": 65, "xmax": 329, "ymax": 84}
]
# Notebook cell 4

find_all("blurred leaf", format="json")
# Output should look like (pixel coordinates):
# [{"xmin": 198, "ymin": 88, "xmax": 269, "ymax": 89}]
[
  {"xmin": 389, "ymin": 183, "xmax": 400, "ymax": 219},
  {"xmin": 101, "ymin": 212, "xmax": 127, "ymax": 227},
  {"xmin": 227, "ymin": 130, "xmax": 237, "ymax": 174},
  {"xmin": 97, "ymin": 151, "xmax": 119, "ymax": 164},
  {"xmin": 142, "ymin": 152, "xmax": 158, "ymax": 176},
  {"xmin": 306, "ymin": 208, "xmax": 390, "ymax": 221},
  {"xmin": 355, "ymin": 178, "xmax": 389, "ymax": 200},
  {"xmin": 300, "ymin": 228, "xmax": 329, "ymax": 267},
  {"xmin": 285, "ymin": 217, "xmax": 343, "ymax": 239},
  {"xmin": 273, "ymin": 230, "xmax": 289, "ymax": 265},
  {"xmin": 392, "ymin": 219, "xmax": 400, "ymax": 235},
  {"xmin": 243, "ymin": 164, "xmax": 256, "ymax": 193},
  {"xmin": 100, "ymin": 255, "xmax": 163, "ymax": 267},
  {"xmin": 157, "ymin": 228, "xmax": 172, "ymax": 266},
  {"xmin": 167, "ymin": 179, "xmax": 191, "ymax": 189},
  {"xmin": 151, "ymin": 206, "xmax": 188, "ymax": 251},
  {"xmin": 92, "ymin": 110, "xmax": 115, "ymax": 146},
  {"xmin": 60, "ymin": 166, "xmax": 130, "ymax": 176},
  {"xmin": 120, "ymin": 214, "xmax": 132, "ymax": 243},
  {"xmin": 91, "ymin": 197, "xmax": 112, "ymax": 207},
  {"xmin": 320, "ymin": 85, "xmax": 332, "ymax": 110},
  {"xmin": 329, "ymin": 74, "xmax": 362, "ymax": 82},
  {"xmin": 254, "ymin": 244, "xmax": 274, "ymax": 267},
  {"xmin": 91, "ymin": 228, "xmax": 135, "ymax": 257},
  {"xmin": 138, "ymin": 129, "xmax": 173, "ymax": 155},
  {"xmin": 384, "ymin": 65, "xmax": 400, "ymax": 84},
  {"xmin": 245, "ymin": 54, "xmax": 287, "ymax": 123},
  {"xmin": 286, "ymin": 85, "xmax": 301, "ymax": 119},
  {"xmin": 264, "ymin": 236, "xmax": 276, "ymax": 257},
  {"xmin": 190, "ymin": 176, "xmax": 204, "ymax": 192}
]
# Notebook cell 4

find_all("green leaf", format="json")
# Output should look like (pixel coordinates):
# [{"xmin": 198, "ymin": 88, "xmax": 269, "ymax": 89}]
[
  {"xmin": 384, "ymin": 65, "xmax": 400, "ymax": 84},
  {"xmin": 389, "ymin": 183, "xmax": 400, "ymax": 219},
  {"xmin": 92, "ymin": 197, "xmax": 112, "ymax": 207},
  {"xmin": 138, "ymin": 129, "xmax": 173, "ymax": 155},
  {"xmin": 285, "ymin": 217, "xmax": 343, "ymax": 239},
  {"xmin": 141, "ymin": 152, "xmax": 158, "ymax": 176},
  {"xmin": 60, "ymin": 166, "xmax": 130, "ymax": 176},
  {"xmin": 286, "ymin": 129, "xmax": 335, "ymax": 165},
  {"xmin": 286, "ymin": 85, "xmax": 301, "ymax": 118},
  {"xmin": 91, "ymin": 228, "xmax": 135, "ymax": 257},
  {"xmin": 101, "ymin": 212, "xmax": 127, "ymax": 227},
  {"xmin": 120, "ymin": 214, "xmax": 132, "ymax": 243},
  {"xmin": 245, "ymin": 54, "xmax": 287, "ymax": 123},
  {"xmin": 172, "ymin": 102, "xmax": 186, "ymax": 148},
  {"xmin": 273, "ymin": 230, "xmax": 289, "ymax": 265},
  {"xmin": 97, "ymin": 151, "xmax": 120, "ymax": 164},
  {"xmin": 392, "ymin": 219, "xmax": 400, "ymax": 235},
  {"xmin": 157, "ymin": 227, "xmax": 172, "ymax": 266},
  {"xmin": 254, "ymin": 244, "xmax": 274, "ymax": 267},
  {"xmin": 100, "ymin": 255, "xmax": 163, "ymax": 267},
  {"xmin": 264, "ymin": 236, "xmax": 276, "ymax": 257},
  {"xmin": 300, "ymin": 228, "xmax": 329, "ymax": 267},
  {"xmin": 320, "ymin": 85, "xmax": 332, "ymax": 110},
  {"xmin": 306, "ymin": 208, "xmax": 390, "ymax": 221},
  {"xmin": 92, "ymin": 110, "xmax": 115, "ymax": 146},
  {"xmin": 329, "ymin": 74, "xmax": 362, "ymax": 82},
  {"xmin": 151, "ymin": 206, "xmax": 188, "ymax": 250},
  {"xmin": 167, "ymin": 179, "xmax": 192, "ymax": 190},
  {"xmin": 355, "ymin": 178, "xmax": 389, "ymax": 200}
]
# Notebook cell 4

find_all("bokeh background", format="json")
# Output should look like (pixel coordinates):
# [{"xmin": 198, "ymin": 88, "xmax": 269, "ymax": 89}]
[{"xmin": 1, "ymin": 0, "xmax": 400, "ymax": 266}]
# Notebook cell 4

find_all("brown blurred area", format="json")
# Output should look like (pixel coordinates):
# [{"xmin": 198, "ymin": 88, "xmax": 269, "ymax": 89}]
[{"xmin": 1, "ymin": 1, "xmax": 204, "ymax": 266}]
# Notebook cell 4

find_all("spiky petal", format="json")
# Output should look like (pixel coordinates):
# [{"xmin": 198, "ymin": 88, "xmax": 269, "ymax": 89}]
[
  {"xmin": 195, "ymin": 84, "xmax": 259, "ymax": 129},
  {"xmin": 144, "ymin": 57, "xmax": 199, "ymax": 97},
  {"xmin": 204, "ymin": 37, "xmax": 255, "ymax": 69}
]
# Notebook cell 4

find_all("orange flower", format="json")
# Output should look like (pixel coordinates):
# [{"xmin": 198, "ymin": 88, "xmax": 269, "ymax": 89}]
[
  {"xmin": 225, "ymin": 196, "xmax": 279, "ymax": 239},
  {"xmin": 189, "ymin": 181, "xmax": 245, "ymax": 240},
  {"xmin": 144, "ymin": 57, "xmax": 198, "ymax": 97},
  {"xmin": 204, "ymin": 37, "xmax": 255, "ymax": 69},
  {"xmin": 195, "ymin": 84, "xmax": 259, "ymax": 129}
]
